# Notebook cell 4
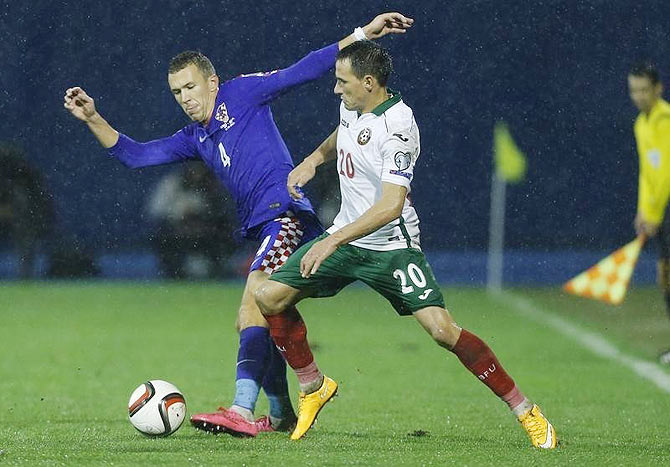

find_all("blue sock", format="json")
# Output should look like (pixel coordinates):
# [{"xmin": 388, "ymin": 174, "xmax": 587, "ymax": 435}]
[
  {"xmin": 262, "ymin": 338, "xmax": 295, "ymax": 420},
  {"xmin": 232, "ymin": 326, "xmax": 272, "ymax": 413}
]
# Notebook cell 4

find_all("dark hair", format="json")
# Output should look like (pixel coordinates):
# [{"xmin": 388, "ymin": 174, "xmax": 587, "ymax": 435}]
[
  {"xmin": 629, "ymin": 61, "xmax": 660, "ymax": 85},
  {"xmin": 169, "ymin": 51, "xmax": 216, "ymax": 77},
  {"xmin": 336, "ymin": 41, "xmax": 393, "ymax": 86}
]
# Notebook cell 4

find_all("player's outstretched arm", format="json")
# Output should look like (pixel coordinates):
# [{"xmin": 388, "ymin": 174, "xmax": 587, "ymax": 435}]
[
  {"xmin": 287, "ymin": 127, "xmax": 338, "ymax": 200},
  {"xmin": 240, "ymin": 13, "xmax": 412, "ymax": 104},
  {"xmin": 64, "ymin": 87, "xmax": 119, "ymax": 148},
  {"xmin": 338, "ymin": 12, "xmax": 414, "ymax": 50}
]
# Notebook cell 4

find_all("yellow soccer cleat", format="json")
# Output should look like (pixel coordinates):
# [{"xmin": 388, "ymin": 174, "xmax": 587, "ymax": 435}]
[
  {"xmin": 518, "ymin": 404, "xmax": 557, "ymax": 449},
  {"xmin": 290, "ymin": 375, "xmax": 338, "ymax": 440}
]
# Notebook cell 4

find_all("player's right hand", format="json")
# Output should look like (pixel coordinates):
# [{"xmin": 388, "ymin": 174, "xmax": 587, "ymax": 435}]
[
  {"xmin": 363, "ymin": 12, "xmax": 414, "ymax": 40},
  {"xmin": 287, "ymin": 159, "xmax": 317, "ymax": 200},
  {"xmin": 64, "ymin": 87, "xmax": 97, "ymax": 122}
]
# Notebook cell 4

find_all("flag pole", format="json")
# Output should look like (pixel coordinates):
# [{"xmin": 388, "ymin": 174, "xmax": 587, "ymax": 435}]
[
  {"xmin": 487, "ymin": 171, "xmax": 506, "ymax": 292},
  {"xmin": 488, "ymin": 121, "xmax": 526, "ymax": 292}
]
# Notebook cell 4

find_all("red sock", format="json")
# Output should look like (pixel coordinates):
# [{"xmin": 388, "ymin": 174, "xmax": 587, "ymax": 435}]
[
  {"xmin": 501, "ymin": 385, "xmax": 526, "ymax": 411},
  {"xmin": 450, "ymin": 329, "xmax": 516, "ymax": 398},
  {"xmin": 264, "ymin": 307, "xmax": 314, "ymax": 370}
]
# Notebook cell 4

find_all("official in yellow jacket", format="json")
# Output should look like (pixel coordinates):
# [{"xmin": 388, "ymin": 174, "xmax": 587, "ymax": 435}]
[{"xmin": 629, "ymin": 62, "xmax": 670, "ymax": 364}]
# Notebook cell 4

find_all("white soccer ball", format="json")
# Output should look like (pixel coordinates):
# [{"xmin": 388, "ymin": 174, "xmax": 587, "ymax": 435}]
[{"xmin": 128, "ymin": 380, "xmax": 186, "ymax": 436}]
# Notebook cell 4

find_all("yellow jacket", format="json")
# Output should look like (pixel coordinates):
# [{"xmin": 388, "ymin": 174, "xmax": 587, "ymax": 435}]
[{"xmin": 634, "ymin": 98, "xmax": 670, "ymax": 224}]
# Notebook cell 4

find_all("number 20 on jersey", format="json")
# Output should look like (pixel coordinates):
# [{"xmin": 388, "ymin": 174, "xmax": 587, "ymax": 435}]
[{"xmin": 339, "ymin": 149, "xmax": 355, "ymax": 178}]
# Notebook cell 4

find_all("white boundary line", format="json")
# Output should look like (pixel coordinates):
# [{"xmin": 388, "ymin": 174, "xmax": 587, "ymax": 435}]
[{"xmin": 493, "ymin": 290, "xmax": 670, "ymax": 394}]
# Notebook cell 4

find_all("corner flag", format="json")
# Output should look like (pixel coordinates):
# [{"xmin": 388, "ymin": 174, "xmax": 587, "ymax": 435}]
[
  {"xmin": 487, "ymin": 121, "xmax": 527, "ymax": 291},
  {"xmin": 493, "ymin": 121, "xmax": 527, "ymax": 183},
  {"xmin": 563, "ymin": 236, "xmax": 645, "ymax": 305}
]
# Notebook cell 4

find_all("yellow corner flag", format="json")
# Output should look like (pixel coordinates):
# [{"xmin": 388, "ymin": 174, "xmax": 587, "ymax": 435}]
[
  {"xmin": 563, "ymin": 236, "xmax": 645, "ymax": 305},
  {"xmin": 493, "ymin": 121, "xmax": 527, "ymax": 183}
]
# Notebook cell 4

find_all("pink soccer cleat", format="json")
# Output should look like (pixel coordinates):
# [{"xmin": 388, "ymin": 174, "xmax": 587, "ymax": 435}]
[
  {"xmin": 190, "ymin": 407, "xmax": 258, "ymax": 437},
  {"xmin": 254, "ymin": 416, "xmax": 275, "ymax": 433},
  {"xmin": 255, "ymin": 414, "xmax": 297, "ymax": 434}
]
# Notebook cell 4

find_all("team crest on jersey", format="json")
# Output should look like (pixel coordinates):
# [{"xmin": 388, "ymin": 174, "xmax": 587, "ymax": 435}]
[
  {"xmin": 215, "ymin": 102, "xmax": 236, "ymax": 130},
  {"xmin": 357, "ymin": 128, "xmax": 371, "ymax": 145},
  {"xmin": 394, "ymin": 151, "xmax": 412, "ymax": 171}
]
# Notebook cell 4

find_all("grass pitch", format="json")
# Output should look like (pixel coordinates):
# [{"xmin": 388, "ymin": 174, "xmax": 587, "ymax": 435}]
[{"xmin": 1, "ymin": 282, "xmax": 669, "ymax": 465}]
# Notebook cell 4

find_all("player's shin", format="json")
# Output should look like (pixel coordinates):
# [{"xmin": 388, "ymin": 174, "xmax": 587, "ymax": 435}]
[
  {"xmin": 450, "ymin": 329, "xmax": 531, "ymax": 416},
  {"xmin": 261, "ymin": 338, "xmax": 296, "ymax": 426},
  {"xmin": 232, "ymin": 326, "xmax": 272, "ymax": 419},
  {"xmin": 264, "ymin": 307, "xmax": 323, "ymax": 393}
]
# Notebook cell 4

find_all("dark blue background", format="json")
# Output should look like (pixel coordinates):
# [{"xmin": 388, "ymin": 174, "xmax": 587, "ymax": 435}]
[{"xmin": 3, "ymin": 0, "xmax": 670, "ymax": 252}]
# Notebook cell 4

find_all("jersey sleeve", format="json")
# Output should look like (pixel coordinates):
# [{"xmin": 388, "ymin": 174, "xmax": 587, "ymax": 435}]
[
  {"xmin": 380, "ymin": 125, "xmax": 420, "ymax": 189},
  {"xmin": 109, "ymin": 128, "xmax": 198, "ymax": 169},
  {"xmin": 638, "ymin": 116, "xmax": 670, "ymax": 223},
  {"xmin": 229, "ymin": 42, "xmax": 339, "ymax": 105}
]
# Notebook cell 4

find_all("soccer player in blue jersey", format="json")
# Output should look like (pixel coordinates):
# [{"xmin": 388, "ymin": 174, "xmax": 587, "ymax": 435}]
[{"xmin": 64, "ymin": 12, "xmax": 413, "ymax": 437}]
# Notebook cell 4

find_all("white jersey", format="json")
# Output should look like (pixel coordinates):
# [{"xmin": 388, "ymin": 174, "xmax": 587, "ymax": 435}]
[{"xmin": 327, "ymin": 92, "xmax": 421, "ymax": 251}]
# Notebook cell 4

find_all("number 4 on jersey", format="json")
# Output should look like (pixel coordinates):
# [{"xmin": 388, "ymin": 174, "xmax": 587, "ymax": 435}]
[{"xmin": 219, "ymin": 142, "xmax": 231, "ymax": 167}]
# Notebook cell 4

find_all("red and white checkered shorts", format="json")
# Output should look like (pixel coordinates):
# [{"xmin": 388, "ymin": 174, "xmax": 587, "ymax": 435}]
[{"xmin": 250, "ymin": 216, "xmax": 305, "ymax": 274}]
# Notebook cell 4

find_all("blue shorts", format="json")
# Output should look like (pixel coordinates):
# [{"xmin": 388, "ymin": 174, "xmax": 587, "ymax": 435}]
[{"xmin": 249, "ymin": 211, "xmax": 324, "ymax": 274}]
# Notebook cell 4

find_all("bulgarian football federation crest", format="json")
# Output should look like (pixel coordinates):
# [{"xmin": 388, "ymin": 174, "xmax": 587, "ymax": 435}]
[{"xmin": 357, "ymin": 128, "xmax": 371, "ymax": 145}]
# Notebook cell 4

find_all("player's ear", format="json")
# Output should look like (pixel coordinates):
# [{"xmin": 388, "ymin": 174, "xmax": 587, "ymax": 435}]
[
  {"xmin": 209, "ymin": 74, "xmax": 219, "ymax": 92},
  {"xmin": 364, "ymin": 75, "xmax": 374, "ymax": 92}
]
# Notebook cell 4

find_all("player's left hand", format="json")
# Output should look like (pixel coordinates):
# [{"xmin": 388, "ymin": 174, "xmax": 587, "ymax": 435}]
[
  {"xmin": 64, "ymin": 87, "xmax": 98, "ymax": 122},
  {"xmin": 300, "ymin": 237, "xmax": 338, "ymax": 278},
  {"xmin": 362, "ymin": 12, "xmax": 414, "ymax": 39}
]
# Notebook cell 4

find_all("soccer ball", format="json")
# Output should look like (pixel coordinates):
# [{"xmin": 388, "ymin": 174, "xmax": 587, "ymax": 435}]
[{"xmin": 128, "ymin": 380, "xmax": 186, "ymax": 436}]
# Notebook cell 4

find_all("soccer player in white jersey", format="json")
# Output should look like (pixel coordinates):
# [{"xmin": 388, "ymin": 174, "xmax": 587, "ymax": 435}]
[{"xmin": 253, "ymin": 41, "xmax": 558, "ymax": 448}]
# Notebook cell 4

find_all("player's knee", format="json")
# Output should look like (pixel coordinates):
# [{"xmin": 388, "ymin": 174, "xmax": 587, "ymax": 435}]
[
  {"xmin": 428, "ymin": 326, "xmax": 457, "ymax": 349},
  {"xmin": 254, "ymin": 282, "xmax": 285, "ymax": 316},
  {"xmin": 415, "ymin": 306, "xmax": 461, "ymax": 349},
  {"xmin": 427, "ymin": 317, "xmax": 461, "ymax": 349}
]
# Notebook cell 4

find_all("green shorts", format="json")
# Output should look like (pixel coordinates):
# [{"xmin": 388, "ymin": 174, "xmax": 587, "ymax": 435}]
[{"xmin": 269, "ymin": 233, "xmax": 445, "ymax": 315}]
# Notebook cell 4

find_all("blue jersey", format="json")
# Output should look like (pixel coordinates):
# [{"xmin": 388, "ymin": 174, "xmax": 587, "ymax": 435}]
[{"xmin": 109, "ymin": 43, "xmax": 339, "ymax": 238}]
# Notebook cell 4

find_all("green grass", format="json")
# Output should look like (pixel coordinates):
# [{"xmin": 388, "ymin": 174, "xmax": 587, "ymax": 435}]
[{"xmin": 1, "ymin": 282, "xmax": 669, "ymax": 465}]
